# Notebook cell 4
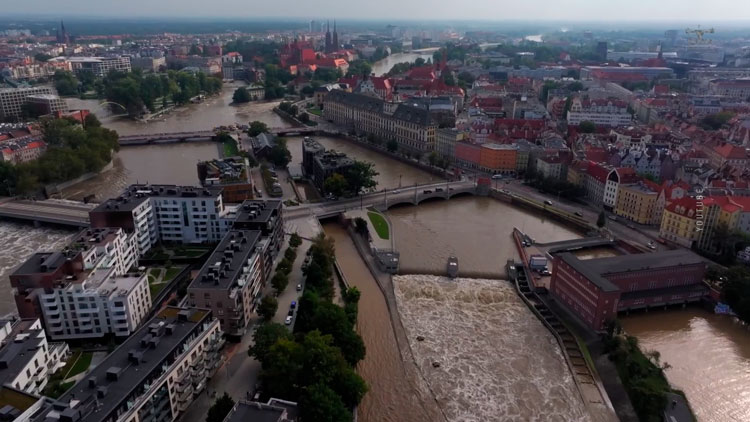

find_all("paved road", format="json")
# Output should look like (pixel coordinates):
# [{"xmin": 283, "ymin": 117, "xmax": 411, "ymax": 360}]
[
  {"xmin": 0, "ymin": 198, "xmax": 93, "ymax": 225},
  {"xmin": 179, "ymin": 237, "xmax": 310, "ymax": 422}
]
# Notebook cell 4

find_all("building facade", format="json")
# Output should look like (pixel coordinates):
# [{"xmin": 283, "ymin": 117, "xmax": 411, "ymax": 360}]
[
  {"xmin": 614, "ymin": 182, "xmax": 659, "ymax": 225},
  {"xmin": 0, "ymin": 87, "xmax": 58, "ymax": 121}
]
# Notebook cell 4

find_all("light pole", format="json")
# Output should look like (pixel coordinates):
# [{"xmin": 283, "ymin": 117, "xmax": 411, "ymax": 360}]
[{"xmin": 399, "ymin": 174, "xmax": 402, "ymax": 188}]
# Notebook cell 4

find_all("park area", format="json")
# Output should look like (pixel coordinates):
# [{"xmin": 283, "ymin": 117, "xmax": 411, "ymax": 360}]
[
  {"xmin": 367, "ymin": 211, "xmax": 390, "ymax": 240},
  {"xmin": 43, "ymin": 350, "xmax": 95, "ymax": 398},
  {"xmin": 148, "ymin": 266, "xmax": 185, "ymax": 302}
]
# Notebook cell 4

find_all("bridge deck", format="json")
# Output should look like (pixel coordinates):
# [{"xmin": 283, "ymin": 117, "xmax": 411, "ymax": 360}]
[{"xmin": 0, "ymin": 199, "xmax": 93, "ymax": 227}]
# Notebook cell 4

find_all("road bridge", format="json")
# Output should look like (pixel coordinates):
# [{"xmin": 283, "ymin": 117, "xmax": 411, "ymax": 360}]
[
  {"xmin": 0, "ymin": 198, "xmax": 93, "ymax": 227},
  {"xmin": 118, "ymin": 131, "xmax": 216, "ymax": 146}
]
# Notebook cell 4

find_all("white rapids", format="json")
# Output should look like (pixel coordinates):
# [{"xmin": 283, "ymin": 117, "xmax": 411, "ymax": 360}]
[{"xmin": 393, "ymin": 275, "xmax": 591, "ymax": 422}]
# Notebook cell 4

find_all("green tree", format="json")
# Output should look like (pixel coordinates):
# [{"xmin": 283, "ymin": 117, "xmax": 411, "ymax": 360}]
[
  {"xmin": 247, "ymin": 120, "xmax": 269, "ymax": 137},
  {"xmin": 699, "ymin": 112, "xmax": 735, "ymax": 131},
  {"xmin": 34, "ymin": 53, "xmax": 52, "ymax": 62},
  {"xmin": 323, "ymin": 173, "xmax": 348, "ymax": 197},
  {"xmin": 345, "ymin": 161, "xmax": 378, "ymax": 195},
  {"xmin": 299, "ymin": 383, "xmax": 352, "ymax": 422},
  {"xmin": 289, "ymin": 233, "xmax": 302, "ymax": 248},
  {"xmin": 346, "ymin": 59, "xmax": 372, "ymax": 77},
  {"xmin": 206, "ymin": 393, "xmax": 235, "ymax": 422},
  {"xmin": 298, "ymin": 112, "xmax": 310, "ymax": 123},
  {"xmin": 597, "ymin": 211, "xmax": 606, "ymax": 228},
  {"xmin": 53, "ymin": 70, "xmax": 78, "ymax": 96},
  {"xmin": 354, "ymin": 217, "xmax": 368, "ymax": 235},
  {"xmin": 386, "ymin": 139, "xmax": 398, "ymax": 153},
  {"xmin": 284, "ymin": 247, "xmax": 297, "ymax": 262},
  {"xmin": 232, "ymin": 86, "xmax": 251, "ymax": 103},
  {"xmin": 258, "ymin": 295, "xmax": 278, "ymax": 321},
  {"xmin": 248, "ymin": 322, "xmax": 293, "ymax": 363},
  {"xmin": 579, "ymin": 121, "xmax": 596, "ymax": 133},
  {"xmin": 271, "ymin": 272, "xmax": 289, "ymax": 295},
  {"xmin": 268, "ymin": 139, "xmax": 291, "ymax": 167}
]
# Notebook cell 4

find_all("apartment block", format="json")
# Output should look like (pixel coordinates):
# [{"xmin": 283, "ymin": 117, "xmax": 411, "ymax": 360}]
[
  {"xmin": 28, "ymin": 307, "xmax": 224, "ymax": 422},
  {"xmin": 0, "ymin": 87, "xmax": 58, "ymax": 121},
  {"xmin": 0, "ymin": 318, "xmax": 69, "ymax": 396},
  {"xmin": 61, "ymin": 56, "xmax": 132, "ymax": 77},
  {"xmin": 232, "ymin": 200, "xmax": 285, "ymax": 282},
  {"xmin": 68, "ymin": 227, "xmax": 138, "ymax": 276},
  {"xmin": 90, "ymin": 185, "xmax": 232, "ymax": 255},
  {"xmin": 187, "ymin": 230, "xmax": 264, "ymax": 337}
]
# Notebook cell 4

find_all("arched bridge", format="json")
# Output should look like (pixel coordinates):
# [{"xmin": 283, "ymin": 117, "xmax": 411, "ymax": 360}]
[{"xmin": 376, "ymin": 185, "xmax": 477, "ymax": 211}]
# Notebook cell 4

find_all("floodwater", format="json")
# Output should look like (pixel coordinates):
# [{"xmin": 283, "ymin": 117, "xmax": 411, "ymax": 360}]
[
  {"xmin": 371, "ymin": 51, "xmax": 438, "ymax": 76},
  {"xmin": 387, "ymin": 197, "xmax": 581, "ymax": 277},
  {"xmin": 322, "ymin": 223, "xmax": 440, "ymax": 422},
  {"xmin": 0, "ymin": 222, "xmax": 74, "ymax": 315},
  {"xmin": 394, "ymin": 275, "xmax": 591, "ymax": 422},
  {"xmin": 60, "ymin": 142, "xmax": 220, "ymax": 201},
  {"xmin": 286, "ymin": 135, "xmax": 436, "ymax": 190},
  {"xmin": 621, "ymin": 309, "xmax": 750, "ymax": 422},
  {"xmin": 67, "ymin": 82, "xmax": 290, "ymax": 136}
]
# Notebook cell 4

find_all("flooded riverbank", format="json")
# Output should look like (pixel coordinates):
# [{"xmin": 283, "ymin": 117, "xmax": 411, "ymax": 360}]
[
  {"xmin": 621, "ymin": 309, "xmax": 750, "ymax": 422},
  {"xmin": 394, "ymin": 275, "xmax": 591, "ymax": 421},
  {"xmin": 0, "ymin": 222, "xmax": 74, "ymax": 315},
  {"xmin": 387, "ymin": 197, "xmax": 581, "ymax": 276},
  {"xmin": 286, "ymin": 135, "xmax": 436, "ymax": 190},
  {"xmin": 322, "ymin": 223, "xmax": 440, "ymax": 422}
]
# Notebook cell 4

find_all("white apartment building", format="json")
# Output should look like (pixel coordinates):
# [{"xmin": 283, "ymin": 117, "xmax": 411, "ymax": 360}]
[
  {"xmin": 39, "ymin": 266, "xmax": 151, "ymax": 341},
  {"xmin": 90, "ymin": 185, "xmax": 232, "ymax": 255},
  {"xmin": 0, "ymin": 87, "xmax": 57, "ymax": 121},
  {"xmin": 55, "ymin": 56, "xmax": 132, "ymax": 77},
  {"xmin": 69, "ymin": 227, "xmax": 138, "ymax": 276},
  {"xmin": 0, "ymin": 318, "xmax": 69, "ymax": 395},
  {"xmin": 567, "ymin": 97, "xmax": 632, "ymax": 127},
  {"xmin": 31, "ymin": 307, "xmax": 224, "ymax": 422}
]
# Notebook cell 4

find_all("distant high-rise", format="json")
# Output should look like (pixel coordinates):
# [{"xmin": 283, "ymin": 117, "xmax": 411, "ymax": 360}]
[
  {"xmin": 596, "ymin": 41, "xmax": 608, "ymax": 61},
  {"xmin": 332, "ymin": 20, "xmax": 339, "ymax": 52},
  {"xmin": 309, "ymin": 20, "xmax": 322, "ymax": 33}
]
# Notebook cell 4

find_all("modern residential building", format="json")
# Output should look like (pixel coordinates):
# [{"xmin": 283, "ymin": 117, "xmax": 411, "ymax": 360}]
[
  {"xmin": 0, "ymin": 318, "xmax": 69, "ymax": 395},
  {"xmin": 232, "ymin": 200, "xmax": 284, "ymax": 282},
  {"xmin": 68, "ymin": 227, "xmax": 138, "ymax": 277},
  {"xmin": 28, "ymin": 307, "xmax": 224, "ymax": 422},
  {"xmin": 55, "ymin": 56, "xmax": 132, "ymax": 77},
  {"xmin": 323, "ymin": 90, "xmax": 438, "ymax": 154},
  {"xmin": 567, "ymin": 98, "xmax": 632, "ymax": 127},
  {"xmin": 187, "ymin": 230, "xmax": 263, "ymax": 337},
  {"xmin": 90, "ymin": 185, "xmax": 231, "ymax": 255},
  {"xmin": 38, "ymin": 265, "xmax": 151, "ymax": 341},
  {"xmin": 0, "ymin": 87, "xmax": 58, "ymax": 121},
  {"xmin": 614, "ymin": 181, "xmax": 659, "ymax": 225},
  {"xmin": 198, "ymin": 158, "xmax": 254, "ymax": 204},
  {"xmin": 301, "ymin": 138, "xmax": 355, "ymax": 191},
  {"xmin": 550, "ymin": 250, "xmax": 707, "ymax": 330}
]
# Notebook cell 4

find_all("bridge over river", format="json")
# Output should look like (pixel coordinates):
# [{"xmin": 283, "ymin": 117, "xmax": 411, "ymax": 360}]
[
  {"xmin": 0, "ymin": 198, "xmax": 93, "ymax": 227},
  {"xmin": 116, "ymin": 127, "xmax": 334, "ymax": 146}
]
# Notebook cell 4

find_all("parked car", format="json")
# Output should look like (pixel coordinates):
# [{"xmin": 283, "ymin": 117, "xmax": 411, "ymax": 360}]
[
  {"xmin": 435, "ymin": 188, "xmax": 444, "ymax": 192},
  {"xmin": 287, "ymin": 309, "xmax": 294, "ymax": 317},
  {"xmin": 574, "ymin": 211, "xmax": 583, "ymax": 217},
  {"xmin": 627, "ymin": 223, "xmax": 635, "ymax": 229},
  {"xmin": 284, "ymin": 316, "xmax": 293, "ymax": 325},
  {"xmin": 392, "ymin": 189, "xmax": 401, "ymax": 194},
  {"xmin": 492, "ymin": 174, "xmax": 503, "ymax": 180},
  {"xmin": 423, "ymin": 189, "xmax": 433, "ymax": 194},
  {"xmin": 608, "ymin": 215, "xmax": 617, "ymax": 221},
  {"xmin": 296, "ymin": 283, "xmax": 302, "ymax": 291},
  {"xmin": 290, "ymin": 301, "xmax": 297, "ymax": 309},
  {"xmin": 544, "ymin": 200, "xmax": 553, "ymax": 205},
  {"xmin": 647, "ymin": 243, "xmax": 657, "ymax": 250}
]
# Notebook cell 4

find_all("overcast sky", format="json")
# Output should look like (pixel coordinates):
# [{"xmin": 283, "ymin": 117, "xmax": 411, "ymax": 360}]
[{"xmin": 5, "ymin": 0, "xmax": 750, "ymax": 21}]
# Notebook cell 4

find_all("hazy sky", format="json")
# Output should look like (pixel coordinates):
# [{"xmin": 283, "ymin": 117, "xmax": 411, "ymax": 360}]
[{"xmin": 6, "ymin": 0, "xmax": 750, "ymax": 21}]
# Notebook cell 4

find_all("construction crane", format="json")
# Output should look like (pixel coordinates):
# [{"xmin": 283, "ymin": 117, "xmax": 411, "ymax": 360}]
[{"xmin": 685, "ymin": 26, "xmax": 715, "ymax": 44}]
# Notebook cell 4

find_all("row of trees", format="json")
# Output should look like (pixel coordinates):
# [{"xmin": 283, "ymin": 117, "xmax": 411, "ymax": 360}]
[
  {"xmin": 720, "ymin": 266, "xmax": 750, "ymax": 324},
  {"xmin": 53, "ymin": 70, "xmax": 98, "ymax": 97},
  {"xmin": 322, "ymin": 161, "xmax": 379, "ymax": 198},
  {"xmin": 250, "ymin": 234, "xmax": 366, "ymax": 421},
  {"xmin": 103, "ymin": 69, "xmax": 222, "ymax": 117},
  {"xmin": 524, "ymin": 170, "xmax": 586, "ymax": 200},
  {"xmin": 258, "ymin": 233, "xmax": 303, "ymax": 320},
  {"xmin": 0, "ymin": 114, "xmax": 119, "ymax": 195}
]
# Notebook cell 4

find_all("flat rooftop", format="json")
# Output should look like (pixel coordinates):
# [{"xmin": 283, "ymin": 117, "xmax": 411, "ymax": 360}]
[
  {"xmin": 558, "ymin": 249, "xmax": 706, "ymax": 292},
  {"xmin": 91, "ymin": 184, "xmax": 223, "ymax": 213},
  {"xmin": 224, "ymin": 401, "xmax": 289, "ymax": 422},
  {"xmin": 0, "ymin": 320, "xmax": 44, "ymax": 389},
  {"xmin": 190, "ymin": 230, "xmax": 261, "ymax": 291},
  {"xmin": 34, "ymin": 307, "xmax": 212, "ymax": 422},
  {"xmin": 234, "ymin": 200, "xmax": 282, "ymax": 226},
  {"xmin": 12, "ymin": 252, "xmax": 69, "ymax": 276}
]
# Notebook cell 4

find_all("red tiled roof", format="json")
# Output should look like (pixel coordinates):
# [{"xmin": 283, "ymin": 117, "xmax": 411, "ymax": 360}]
[
  {"xmin": 587, "ymin": 161, "xmax": 611, "ymax": 183},
  {"xmin": 713, "ymin": 143, "xmax": 747, "ymax": 159},
  {"xmin": 665, "ymin": 196, "xmax": 701, "ymax": 218}
]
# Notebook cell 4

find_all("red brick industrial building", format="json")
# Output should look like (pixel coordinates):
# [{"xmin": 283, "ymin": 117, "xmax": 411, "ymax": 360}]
[{"xmin": 549, "ymin": 250, "xmax": 707, "ymax": 330}]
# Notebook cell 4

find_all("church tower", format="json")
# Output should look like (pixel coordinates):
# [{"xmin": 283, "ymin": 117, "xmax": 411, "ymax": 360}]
[
  {"xmin": 325, "ymin": 21, "xmax": 332, "ymax": 53},
  {"xmin": 332, "ymin": 20, "xmax": 339, "ymax": 52}
]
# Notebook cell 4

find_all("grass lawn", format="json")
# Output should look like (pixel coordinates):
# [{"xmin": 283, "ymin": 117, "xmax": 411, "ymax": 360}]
[
  {"xmin": 179, "ymin": 249, "xmax": 208, "ymax": 258},
  {"xmin": 307, "ymin": 106, "xmax": 322, "ymax": 116},
  {"xmin": 149, "ymin": 268, "xmax": 161, "ymax": 278},
  {"xmin": 149, "ymin": 282, "xmax": 168, "ymax": 301},
  {"xmin": 367, "ymin": 211, "xmax": 390, "ymax": 240},
  {"xmin": 223, "ymin": 139, "xmax": 239, "ymax": 157},
  {"xmin": 64, "ymin": 351, "xmax": 93, "ymax": 379},
  {"xmin": 163, "ymin": 267, "xmax": 182, "ymax": 282}
]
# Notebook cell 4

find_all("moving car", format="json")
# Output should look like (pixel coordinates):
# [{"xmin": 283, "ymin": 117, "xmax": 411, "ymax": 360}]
[
  {"xmin": 423, "ymin": 189, "xmax": 433, "ymax": 194},
  {"xmin": 647, "ymin": 241, "xmax": 657, "ymax": 250},
  {"xmin": 290, "ymin": 301, "xmax": 296, "ymax": 309},
  {"xmin": 608, "ymin": 215, "xmax": 617, "ymax": 221},
  {"xmin": 492, "ymin": 174, "xmax": 503, "ymax": 180},
  {"xmin": 296, "ymin": 283, "xmax": 302, "ymax": 291},
  {"xmin": 435, "ymin": 188, "xmax": 444, "ymax": 192},
  {"xmin": 392, "ymin": 189, "xmax": 401, "ymax": 194},
  {"xmin": 544, "ymin": 200, "xmax": 553, "ymax": 205},
  {"xmin": 284, "ymin": 316, "xmax": 293, "ymax": 325}
]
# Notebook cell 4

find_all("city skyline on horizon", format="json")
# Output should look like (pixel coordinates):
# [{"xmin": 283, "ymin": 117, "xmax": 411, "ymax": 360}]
[{"xmin": 4, "ymin": 0, "xmax": 750, "ymax": 23}]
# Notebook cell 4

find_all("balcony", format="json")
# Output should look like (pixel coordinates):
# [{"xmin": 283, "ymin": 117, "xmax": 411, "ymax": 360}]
[{"xmin": 176, "ymin": 384, "xmax": 193, "ymax": 402}]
